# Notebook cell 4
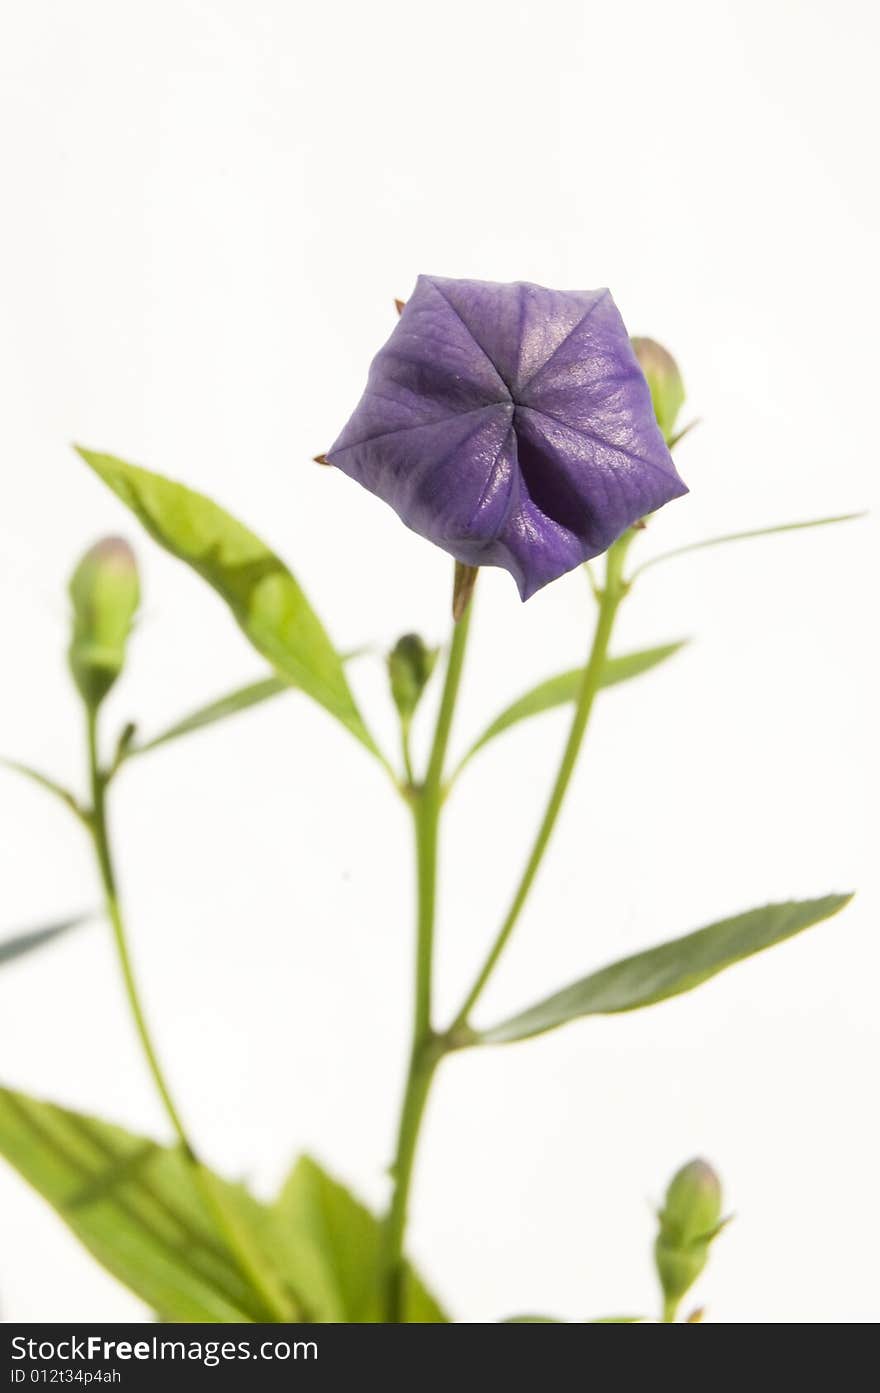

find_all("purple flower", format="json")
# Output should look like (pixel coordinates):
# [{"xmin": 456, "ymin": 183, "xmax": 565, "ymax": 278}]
[{"xmin": 328, "ymin": 276, "xmax": 687, "ymax": 599}]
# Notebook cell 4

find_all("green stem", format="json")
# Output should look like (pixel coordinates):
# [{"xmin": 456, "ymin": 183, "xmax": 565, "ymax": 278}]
[
  {"xmin": 449, "ymin": 535, "xmax": 631, "ymax": 1031},
  {"xmin": 400, "ymin": 716, "xmax": 416, "ymax": 791},
  {"xmin": 381, "ymin": 584, "xmax": 474, "ymax": 1322},
  {"xmin": 84, "ymin": 709, "xmax": 293, "ymax": 1322},
  {"xmin": 380, "ymin": 1038, "xmax": 439, "ymax": 1323}
]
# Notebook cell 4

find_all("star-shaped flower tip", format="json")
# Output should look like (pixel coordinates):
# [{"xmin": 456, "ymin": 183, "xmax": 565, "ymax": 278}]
[{"xmin": 327, "ymin": 276, "xmax": 688, "ymax": 599}]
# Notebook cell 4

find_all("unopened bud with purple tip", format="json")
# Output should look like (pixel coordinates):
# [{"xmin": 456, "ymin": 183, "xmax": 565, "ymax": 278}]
[
  {"xmin": 68, "ymin": 537, "xmax": 140, "ymax": 710},
  {"xmin": 631, "ymin": 337, "xmax": 685, "ymax": 445},
  {"xmin": 654, "ymin": 1158, "xmax": 725, "ymax": 1322}
]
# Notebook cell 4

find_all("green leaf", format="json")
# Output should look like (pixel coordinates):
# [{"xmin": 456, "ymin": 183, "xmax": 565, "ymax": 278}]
[
  {"xmin": 274, "ymin": 1154, "xmax": 448, "ymax": 1322},
  {"xmin": 0, "ymin": 757, "xmax": 86, "ymax": 822},
  {"xmin": 0, "ymin": 914, "xmax": 94, "ymax": 968},
  {"xmin": 632, "ymin": 513, "xmax": 866, "ymax": 578},
  {"xmin": 130, "ymin": 652, "xmax": 368, "ymax": 759},
  {"xmin": 133, "ymin": 677, "xmax": 289, "ymax": 756},
  {"xmin": 0, "ymin": 1087, "xmax": 289, "ymax": 1320},
  {"xmin": 476, "ymin": 895, "xmax": 852, "ymax": 1045},
  {"xmin": 75, "ymin": 449, "xmax": 379, "ymax": 760},
  {"xmin": 454, "ymin": 641, "xmax": 687, "ymax": 776},
  {"xmin": 502, "ymin": 1314, "xmax": 566, "ymax": 1323},
  {"xmin": 504, "ymin": 1313, "xmax": 643, "ymax": 1322},
  {"xmin": 587, "ymin": 1315, "xmax": 644, "ymax": 1323}
]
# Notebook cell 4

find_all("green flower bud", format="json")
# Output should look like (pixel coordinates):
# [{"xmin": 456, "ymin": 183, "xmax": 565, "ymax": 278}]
[
  {"xmin": 68, "ymin": 537, "xmax": 140, "ymax": 710},
  {"xmin": 387, "ymin": 633, "xmax": 438, "ymax": 724},
  {"xmin": 654, "ymin": 1159, "xmax": 724, "ymax": 1321},
  {"xmin": 631, "ymin": 336, "xmax": 685, "ymax": 444},
  {"xmin": 662, "ymin": 1158, "xmax": 723, "ymax": 1242}
]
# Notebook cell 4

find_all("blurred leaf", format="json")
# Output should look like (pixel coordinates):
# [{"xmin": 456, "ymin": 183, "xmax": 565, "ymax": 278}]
[
  {"xmin": 131, "ymin": 651, "xmax": 367, "ymax": 758},
  {"xmin": 455, "ymin": 641, "xmax": 687, "ymax": 775},
  {"xmin": 75, "ymin": 449, "xmax": 379, "ymax": 759},
  {"xmin": 476, "ymin": 895, "xmax": 852, "ymax": 1045},
  {"xmin": 274, "ymin": 1154, "xmax": 448, "ymax": 1322},
  {"xmin": 0, "ymin": 914, "xmax": 94, "ymax": 968},
  {"xmin": 134, "ymin": 677, "xmax": 288, "ymax": 755},
  {"xmin": 504, "ymin": 1313, "xmax": 643, "ymax": 1322},
  {"xmin": 0, "ymin": 757, "xmax": 85, "ymax": 821},
  {"xmin": 0, "ymin": 1087, "xmax": 285, "ymax": 1321},
  {"xmin": 588, "ymin": 1315, "xmax": 644, "ymax": 1323},
  {"xmin": 502, "ymin": 1315, "xmax": 565, "ymax": 1323},
  {"xmin": 633, "ymin": 513, "xmax": 866, "ymax": 578},
  {"xmin": 667, "ymin": 419, "xmax": 700, "ymax": 450}
]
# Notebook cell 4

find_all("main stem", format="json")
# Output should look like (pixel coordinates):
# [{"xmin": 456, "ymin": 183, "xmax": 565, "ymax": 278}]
[
  {"xmin": 85, "ymin": 709, "xmax": 292, "ymax": 1322},
  {"xmin": 381, "ymin": 587, "xmax": 473, "ymax": 1322},
  {"xmin": 450, "ymin": 534, "xmax": 631, "ymax": 1030}
]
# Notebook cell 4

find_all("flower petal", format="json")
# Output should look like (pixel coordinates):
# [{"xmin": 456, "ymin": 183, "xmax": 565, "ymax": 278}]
[
  {"xmin": 327, "ymin": 276, "xmax": 688, "ymax": 598},
  {"xmin": 330, "ymin": 402, "xmax": 518, "ymax": 557}
]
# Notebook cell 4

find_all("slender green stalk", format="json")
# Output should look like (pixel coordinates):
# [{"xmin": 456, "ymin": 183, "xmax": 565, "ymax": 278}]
[
  {"xmin": 629, "ymin": 512, "xmax": 864, "ymax": 580},
  {"xmin": 449, "ymin": 535, "xmax": 632, "ymax": 1032},
  {"xmin": 380, "ymin": 1037, "xmax": 439, "ymax": 1322},
  {"xmin": 84, "ymin": 709, "xmax": 293, "ymax": 1322},
  {"xmin": 380, "ymin": 586, "xmax": 474, "ymax": 1322},
  {"xmin": 400, "ymin": 716, "xmax": 416, "ymax": 791}
]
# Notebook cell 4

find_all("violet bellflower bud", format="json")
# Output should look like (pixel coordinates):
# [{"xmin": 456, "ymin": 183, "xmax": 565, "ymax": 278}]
[
  {"xmin": 68, "ymin": 537, "xmax": 140, "ymax": 710},
  {"xmin": 327, "ymin": 276, "xmax": 687, "ymax": 600}
]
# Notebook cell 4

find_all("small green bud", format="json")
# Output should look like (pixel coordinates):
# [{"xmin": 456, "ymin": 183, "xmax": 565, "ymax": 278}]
[
  {"xmin": 631, "ymin": 336, "xmax": 685, "ymax": 444},
  {"xmin": 662, "ymin": 1158, "xmax": 723, "ymax": 1243},
  {"xmin": 68, "ymin": 537, "xmax": 140, "ymax": 710},
  {"xmin": 654, "ymin": 1158, "xmax": 724, "ymax": 1321},
  {"xmin": 387, "ymin": 633, "xmax": 438, "ymax": 724}
]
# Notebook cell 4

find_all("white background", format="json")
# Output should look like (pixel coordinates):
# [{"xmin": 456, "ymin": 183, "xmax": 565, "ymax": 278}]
[{"xmin": 1, "ymin": 0, "xmax": 877, "ymax": 1324}]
